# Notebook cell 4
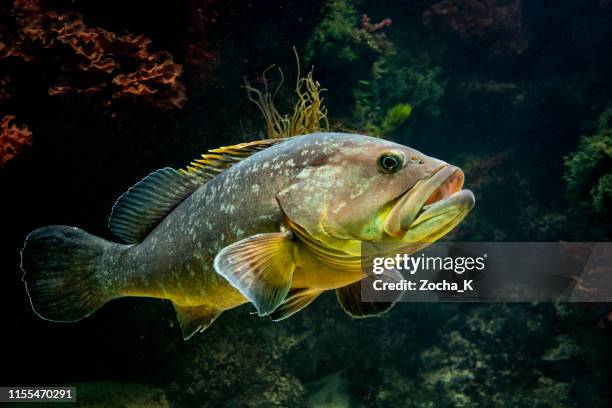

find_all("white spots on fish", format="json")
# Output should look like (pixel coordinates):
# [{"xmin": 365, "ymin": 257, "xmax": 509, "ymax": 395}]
[
  {"xmin": 349, "ymin": 180, "xmax": 371, "ymax": 199},
  {"xmin": 333, "ymin": 201, "xmax": 347, "ymax": 214},
  {"xmin": 220, "ymin": 202, "xmax": 236, "ymax": 214}
]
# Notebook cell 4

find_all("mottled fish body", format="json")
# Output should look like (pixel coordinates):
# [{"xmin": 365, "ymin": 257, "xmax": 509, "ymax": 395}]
[{"xmin": 21, "ymin": 133, "xmax": 475, "ymax": 339}]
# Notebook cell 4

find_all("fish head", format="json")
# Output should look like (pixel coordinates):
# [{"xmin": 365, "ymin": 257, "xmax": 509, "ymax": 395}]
[{"xmin": 277, "ymin": 134, "xmax": 475, "ymax": 255}]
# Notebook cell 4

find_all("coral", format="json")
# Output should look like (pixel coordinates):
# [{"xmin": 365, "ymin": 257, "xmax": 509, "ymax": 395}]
[
  {"xmin": 0, "ymin": 0, "xmax": 185, "ymax": 110},
  {"xmin": 361, "ymin": 14, "xmax": 392, "ymax": 33},
  {"xmin": 0, "ymin": 114, "xmax": 31, "ymax": 167},
  {"xmin": 564, "ymin": 107, "xmax": 612, "ymax": 220},
  {"xmin": 306, "ymin": 0, "xmax": 394, "ymax": 63},
  {"xmin": 244, "ymin": 50, "xmax": 329, "ymax": 139},
  {"xmin": 423, "ymin": 0, "xmax": 528, "ymax": 55}
]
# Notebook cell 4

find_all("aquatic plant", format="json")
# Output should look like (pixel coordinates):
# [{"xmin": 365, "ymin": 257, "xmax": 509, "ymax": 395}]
[
  {"xmin": 0, "ymin": 0, "xmax": 185, "ymax": 110},
  {"xmin": 243, "ymin": 51, "xmax": 329, "ymax": 139},
  {"xmin": 352, "ymin": 52, "xmax": 446, "ymax": 132},
  {"xmin": 378, "ymin": 103, "xmax": 412, "ymax": 136},
  {"xmin": 358, "ymin": 102, "xmax": 413, "ymax": 138},
  {"xmin": 423, "ymin": 0, "xmax": 528, "ymax": 55},
  {"xmin": 0, "ymin": 114, "xmax": 31, "ymax": 167},
  {"xmin": 564, "ymin": 108, "xmax": 612, "ymax": 220},
  {"xmin": 306, "ymin": 0, "xmax": 394, "ymax": 63}
]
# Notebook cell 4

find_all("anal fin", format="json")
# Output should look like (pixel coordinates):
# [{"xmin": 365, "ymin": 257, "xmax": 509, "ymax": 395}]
[
  {"xmin": 173, "ymin": 303, "xmax": 222, "ymax": 340},
  {"xmin": 269, "ymin": 288, "xmax": 321, "ymax": 321}
]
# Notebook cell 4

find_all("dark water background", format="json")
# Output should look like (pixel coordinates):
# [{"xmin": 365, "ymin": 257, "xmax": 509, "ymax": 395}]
[{"xmin": 0, "ymin": 0, "xmax": 611, "ymax": 406}]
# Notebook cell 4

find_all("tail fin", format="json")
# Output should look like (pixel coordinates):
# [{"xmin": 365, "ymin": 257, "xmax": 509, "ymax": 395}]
[{"xmin": 21, "ymin": 226, "xmax": 116, "ymax": 322}]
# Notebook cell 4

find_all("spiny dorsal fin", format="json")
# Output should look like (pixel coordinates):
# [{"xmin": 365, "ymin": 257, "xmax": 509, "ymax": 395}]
[
  {"xmin": 109, "ymin": 138, "xmax": 288, "ymax": 244},
  {"xmin": 179, "ymin": 138, "xmax": 288, "ymax": 182}
]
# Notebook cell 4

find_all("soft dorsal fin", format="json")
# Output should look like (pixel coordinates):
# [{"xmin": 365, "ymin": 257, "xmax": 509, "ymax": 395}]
[
  {"xmin": 109, "ymin": 138, "xmax": 287, "ymax": 244},
  {"xmin": 109, "ymin": 168, "xmax": 201, "ymax": 244}
]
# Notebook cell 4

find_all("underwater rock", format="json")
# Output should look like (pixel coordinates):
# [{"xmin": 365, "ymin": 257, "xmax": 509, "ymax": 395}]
[
  {"xmin": 70, "ymin": 381, "xmax": 169, "ymax": 408},
  {"xmin": 306, "ymin": 369, "xmax": 357, "ymax": 408}
]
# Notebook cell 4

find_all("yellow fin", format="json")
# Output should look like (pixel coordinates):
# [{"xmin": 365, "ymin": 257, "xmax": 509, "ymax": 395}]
[
  {"xmin": 269, "ymin": 288, "xmax": 321, "ymax": 321},
  {"xmin": 109, "ymin": 138, "xmax": 287, "ymax": 244},
  {"xmin": 173, "ymin": 303, "xmax": 222, "ymax": 340},
  {"xmin": 214, "ymin": 231, "xmax": 295, "ymax": 316},
  {"xmin": 179, "ymin": 138, "xmax": 288, "ymax": 181}
]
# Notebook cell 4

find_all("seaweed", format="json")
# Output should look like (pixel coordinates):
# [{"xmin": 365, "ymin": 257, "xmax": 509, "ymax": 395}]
[
  {"xmin": 564, "ymin": 108, "xmax": 612, "ymax": 220},
  {"xmin": 243, "ymin": 49, "xmax": 329, "ymax": 139},
  {"xmin": 305, "ymin": 0, "xmax": 393, "ymax": 63},
  {"xmin": 352, "ymin": 52, "xmax": 446, "ymax": 134}
]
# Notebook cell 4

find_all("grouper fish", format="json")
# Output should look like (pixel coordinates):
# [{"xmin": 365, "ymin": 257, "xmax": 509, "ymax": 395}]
[{"xmin": 21, "ymin": 132, "xmax": 475, "ymax": 339}]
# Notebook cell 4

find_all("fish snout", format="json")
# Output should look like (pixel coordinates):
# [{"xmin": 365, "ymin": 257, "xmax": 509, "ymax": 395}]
[{"xmin": 383, "ymin": 165, "xmax": 472, "ymax": 237}]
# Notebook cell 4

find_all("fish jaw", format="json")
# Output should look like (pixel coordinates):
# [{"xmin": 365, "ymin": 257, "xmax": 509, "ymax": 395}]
[{"xmin": 383, "ymin": 165, "xmax": 475, "ymax": 241}]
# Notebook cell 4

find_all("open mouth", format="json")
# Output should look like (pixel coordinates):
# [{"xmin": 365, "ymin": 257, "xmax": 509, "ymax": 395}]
[{"xmin": 383, "ymin": 165, "xmax": 475, "ymax": 237}]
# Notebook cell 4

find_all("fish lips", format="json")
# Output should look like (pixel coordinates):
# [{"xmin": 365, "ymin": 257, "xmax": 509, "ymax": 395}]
[{"xmin": 383, "ymin": 165, "xmax": 475, "ymax": 237}]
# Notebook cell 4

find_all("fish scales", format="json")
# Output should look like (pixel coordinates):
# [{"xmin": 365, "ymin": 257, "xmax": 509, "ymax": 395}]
[{"xmin": 21, "ymin": 133, "xmax": 475, "ymax": 339}]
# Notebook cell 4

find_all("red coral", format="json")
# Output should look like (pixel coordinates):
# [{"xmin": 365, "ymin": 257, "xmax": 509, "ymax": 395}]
[
  {"xmin": 423, "ymin": 0, "xmax": 528, "ymax": 55},
  {"xmin": 0, "ymin": 115, "xmax": 32, "ymax": 167},
  {"xmin": 361, "ymin": 14, "xmax": 392, "ymax": 33},
  {"xmin": 0, "ymin": 0, "xmax": 186, "ymax": 110},
  {"xmin": 0, "ymin": 76, "xmax": 11, "ymax": 100}
]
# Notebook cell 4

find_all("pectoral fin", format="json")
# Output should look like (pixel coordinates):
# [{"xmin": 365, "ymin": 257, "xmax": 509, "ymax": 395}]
[
  {"xmin": 214, "ymin": 231, "xmax": 296, "ymax": 316},
  {"xmin": 173, "ymin": 303, "xmax": 222, "ymax": 340},
  {"xmin": 269, "ymin": 288, "xmax": 322, "ymax": 321},
  {"xmin": 336, "ymin": 269, "xmax": 404, "ymax": 318}
]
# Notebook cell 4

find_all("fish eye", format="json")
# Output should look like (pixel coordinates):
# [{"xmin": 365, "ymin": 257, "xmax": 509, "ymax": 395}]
[{"xmin": 378, "ymin": 152, "xmax": 404, "ymax": 174}]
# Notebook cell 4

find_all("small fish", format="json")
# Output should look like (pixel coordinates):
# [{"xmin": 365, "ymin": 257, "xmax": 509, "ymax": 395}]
[{"xmin": 21, "ymin": 133, "xmax": 474, "ymax": 339}]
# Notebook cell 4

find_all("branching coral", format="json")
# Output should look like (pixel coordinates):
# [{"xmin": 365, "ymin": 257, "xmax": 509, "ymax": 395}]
[
  {"xmin": 0, "ymin": 114, "xmax": 32, "ymax": 166},
  {"xmin": 423, "ymin": 0, "xmax": 528, "ymax": 55},
  {"xmin": 244, "ymin": 50, "xmax": 329, "ymax": 139},
  {"xmin": 0, "ymin": 0, "xmax": 185, "ymax": 109},
  {"xmin": 361, "ymin": 14, "xmax": 392, "ymax": 33}
]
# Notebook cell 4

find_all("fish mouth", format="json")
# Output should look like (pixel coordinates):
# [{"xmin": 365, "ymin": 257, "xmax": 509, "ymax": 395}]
[{"xmin": 383, "ymin": 165, "xmax": 475, "ymax": 238}]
